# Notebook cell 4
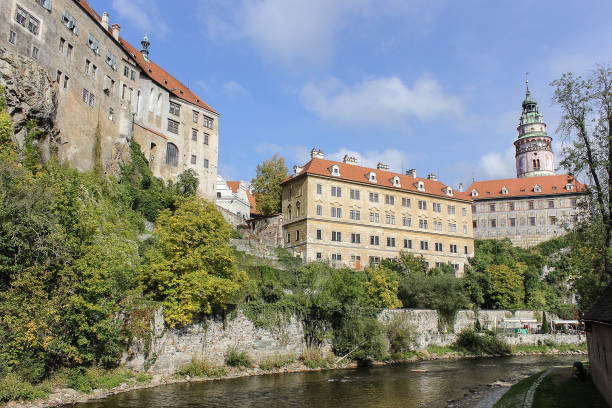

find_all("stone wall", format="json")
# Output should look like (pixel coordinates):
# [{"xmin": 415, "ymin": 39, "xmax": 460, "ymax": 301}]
[{"xmin": 587, "ymin": 324, "xmax": 612, "ymax": 407}]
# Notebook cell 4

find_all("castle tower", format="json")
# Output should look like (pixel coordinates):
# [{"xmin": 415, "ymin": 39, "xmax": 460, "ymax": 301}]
[{"xmin": 514, "ymin": 78, "xmax": 555, "ymax": 178}]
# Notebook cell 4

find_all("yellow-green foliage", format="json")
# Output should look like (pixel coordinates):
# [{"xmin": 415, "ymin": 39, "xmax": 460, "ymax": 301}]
[
  {"xmin": 139, "ymin": 197, "xmax": 247, "ymax": 327},
  {"xmin": 364, "ymin": 266, "xmax": 402, "ymax": 308},
  {"xmin": 487, "ymin": 264, "xmax": 526, "ymax": 310}
]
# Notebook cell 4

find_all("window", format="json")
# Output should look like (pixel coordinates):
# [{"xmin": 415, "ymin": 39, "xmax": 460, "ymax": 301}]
[
  {"xmin": 369, "ymin": 192, "xmax": 379, "ymax": 202},
  {"xmin": 418, "ymin": 200, "xmax": 427, "ymax": 210},
  {"xmin": 448, "ymin": 205, "xmax": 456, "ymax": 215},
  {"xmin": 67, "ymin": 44, "xmax": 73, "ymax": 58},
  {"xmin": 433, "ymin": 203, "xmax": 442, "ymax": 212},
  {"xmin": 420, "ymin": 241, "xmax": 429, "ymax": 250},
  {"xmin": 387, "ymin": 237, "xmax": 396, "ymax": 247},
  {"xmin": 549, "ymin": 216, "xmax": 557, "ymax": 225},
  {"xmin": 105, "ymin": 51, "xmax": 118, "ymax": 70},
  {"xmin": 450, "ymin": 244, "xmax": 458, "ymax": 253},
  {"xmin": 92, "ymin": 64, "xmax": 97, "ymax": 79},
  {"xmin": 369, "ymin": 256, "xmax": 380, "ymax": 266},
  {"xmin": 370, "ymin": 236, "xmax": 380, "ymax": 246},
  {"xmin": 190, "ymin": 155, "xmax": 196, "ymax": 165},
  {"xmin": 404, "ymin": 239, "xmax": 412, "ymax": 249},
  {"xmin": 331, "ymin": 231, "xmax": 342, "ymax": 242},
  {"xmin": 369, "ymin": 172, "xmax": 377, "ymax": 182},
  {"xmin": 349, "ymin": 210, "xmax": 360, "ymax": 220},
  {"xmin": 330, "ymin": 254, "xmax": 342, "ymax": 261},
  {"xmin": 489, "ymin": 204, "xmax": 495, "ymax": 212},
  {"xmin": 528, "ymin": 200, "xmax": 534, "ymax": 210},
  {"xmin": 316, "ymin": 229, "xmax": 322, "ymax": 240},
  {"xmin": 490, "ymin": 219, "xmax": 497, "ymax": 228},
  {"xmin": 529, "ymin": 217, "xmax": 536, "ymax": 226},
  {"xmin": 351, "ymin": 233, "xmax": 361, "ymax": 244},
  {"xmin": 203, "ymin": 133, "xmax": 209, "ymax": 145},
  {"xmin": 167, "ymin": 119, "xmax": 179, "ymax": 134},
  {"xmin": 16, "ymin": 7, "xmax": 27, "ymax": 26},
  {"xmin": 402, "ymin": 197, "xmax": 411, "ymax": 208},
  {"xmin": 124, "ymin": 66, "xmax": 129, "ymax": 77},
  {"xmin": 286, "ymin": 232, "xmax": 290, "ymax": 243},
  {"xmin": 165, "ymin": 143, "xmax": 178, "ymax": 166},
  {"xmin": 464, "ymin": 246, "xmax": 469, "ymax": 254},
  {"xmin": 448, "ymin": 223, "xmax": 457, "ymax": 233},
  {"xmin": 331, "ymin": 186, "xmax": 342, "ymax": 197},
  {"xmin": 193, "ymin": 111, "xmax": 199, "ymax": 123},
  {"xmin": 316, "ymin": 252, "xmax": 322, "ymax": 259},
  {"xmin": 82, "ymin": 88, "xmax": 90, "ymax": 105},
  {"xmin": 316, "ymin": 184, "xmax": 322, "ymax": 194},
  {"xmin": 59, "ymin": 37, "xmax": 65, "ymax": 52},
  {"xmin": 385, "ymin": 195, "xmax": 395, "ymax": 205},
  {"xmin": 85, "ymin": 59, "xmax": 91, "ymax": 75},
  {"xmin": 369, "ymin": 212, "xmax": 380, "ymax": 223},
  {"xmin": 433, "ymin": 221, "xmax": 442, "ymax": 231},
  {"xmin": 350, "ymin": 189, "xmax": 360, "ymax": 200},
  {"xmin": 217, "ymin": 192, "xmax": 222, "ymax": 199},
  {"xmin": 204, "ymin": 159, "xmax": 209, "ymax": 168},
  {"xmin": 191, "ymin": 129, "xmax": 198, "ymax": 141},
  {"xmin": 131, "ymin": 70, "xmax": 136, "ymax": 81},
  {"xmin": 385, "ymin": 214, "xmax": 395, "ymax": 225},
  {"xmin": 473, "ymin": 220, "xmax": 478, "ymax": 229},
  {"xmin": 108, "ymin": 107, "xmax": 114, "ymax": 121},
  {"xmin": 571, "ymin": 199, "xmax": 577, "ymax": 208},
  {"xmin": 61, "ymin": 9, "xmax": 78, "ymax": 34},
  {"xmin": 169, "ymin": 101, "xmax": 181, "ymax": 116},
  {"xmin": 35, "ymin": 0, "xmax": 52, "ymax": 10},
  {"xmin": 121, "ymin": 84, "xmax": 127, "ymax": 99},
  {"xmin": 419, "ymin": 219, "xmax": 428, "ymax": 229},
  {"xmin": 509, "ymin": 202, "xmax": 515, "ymax": 211},
  {"xmin": 296, "ymin": 230, "xmax": 300, "ymax": 241},
  {"xmin": 27, "ymin": 15, "xmax": 40, "ymax": 35},
  {"xmin": 463, "ymin": 225, "xmax": 467, "ymax": 234},
  {"xmin": 316, "ymin": 205, "xmax": 322, "ymax": 216},
  {"xmin": 402, "ymin": 217, "xmax": 411, "ymax": 227},
  {"xmin": 63, "ymin": 75, "xmax": 69, "ymax": 89},
  {"xmin": 331, "ymin": 207, "xmax": 342, "ymax": 218},
  {"xmin": 56, "ymin": 70, "xmax": 62, "ymax": 83},
  {"xmin": 8, "ymin": 30, "xmax": 16, "ymax": 45},
  {"xmin": 435, "ymin": 242, "xmax": 443, "ymax": 252},
  {"xmin": 548, "ymin": 200, "xmax": 554, "ymax": 209},
  {"xmin": 510, "ymin": 218, "xmax": 516, "ymax": 227},
  {"xmin": 203, "ymin": 115, "xmax": 214, "ymax": 129},
  {"xmin": 462, "ymin": 207, "xmax": 466, "ymax": 217}
]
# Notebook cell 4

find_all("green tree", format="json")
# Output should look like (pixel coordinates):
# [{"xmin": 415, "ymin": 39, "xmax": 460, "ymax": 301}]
[
  {"xmin": 486, "ymin": 264, "xmax": 525, "ymax": 309},
  {"xmin": 363, "ymin": 266, "xmax": 402, "ymax": 308},
  {"xmin": 251, "ymin": 154, "xmax": 288, "ymax": 215},
  {"xmin": 139, "ymin": 197, "xmax": 247, "ymax": 327}
]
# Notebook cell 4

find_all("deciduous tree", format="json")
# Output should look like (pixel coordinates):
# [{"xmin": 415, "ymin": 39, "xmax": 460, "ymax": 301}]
[{"xmin": 251, "ymin": 154, "xmax": 288, "ymax": 216}]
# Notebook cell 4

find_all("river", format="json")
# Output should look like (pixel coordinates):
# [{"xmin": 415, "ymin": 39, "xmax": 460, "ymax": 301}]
[{"xmin": 73, "ymin": 355, "xmax": 579, "ymax": 408}]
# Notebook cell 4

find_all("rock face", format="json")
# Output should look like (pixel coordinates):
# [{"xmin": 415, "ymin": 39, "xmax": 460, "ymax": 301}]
[{"xmin": 0, "ymin": 48, "xmax": 58, "ymax": 149}]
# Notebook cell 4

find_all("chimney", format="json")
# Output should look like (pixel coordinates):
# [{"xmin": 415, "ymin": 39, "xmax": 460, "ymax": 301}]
[
  {"xmin": 377, "ymin": 162, "xmax": 389, "ymax": 170},
  {"xmin": 343, "ymin": 155, "xmax": 357, "ymax": 164},
  {"xmin": 427, "ymin": 173, "xmax": 438, "ymax": 181},
  {"xmin": 458, "ymin": 182, "xmax": 464, "ymax": 192},
  {"xmin": 293, "ymin": 165, "xmax": 303, "ymax": 174},
  {"xmin": 406, "ymin": 169, "xmax": 417, "ymax": 178},
  {"xmin": 101, "ymin": 12, "xmax": 109, "ymax": 30},
  {"xmin": 310, "ymin": 148, "xmax": 324, "ymax": 159},
  {"xmin": 111, "ymin": 23, "xmax": 120, "ymax": 41}
]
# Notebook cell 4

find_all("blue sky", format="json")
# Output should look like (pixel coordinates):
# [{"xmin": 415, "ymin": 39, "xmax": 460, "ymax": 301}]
[{"xmin": 90, "ymin": 0, "xmax": 612, "ymax": 187}]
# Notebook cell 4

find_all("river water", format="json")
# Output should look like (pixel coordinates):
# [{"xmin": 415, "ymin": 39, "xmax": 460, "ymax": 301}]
[{"xmin": 75, "ymin": 355, "xmax": 579, "ymax": 408}]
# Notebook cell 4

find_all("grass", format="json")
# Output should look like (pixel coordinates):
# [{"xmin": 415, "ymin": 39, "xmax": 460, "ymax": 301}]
[
  {"xmin": 511, "ymin": 343, "xmax": 587, "ymax": 354},
  {"xmin": 258, "ymin": 353, "xmax": 296, "ymax": 371},
  {"xmin": 176, "ymin": 356, "xmax": 228, "ymax": 378},
  {"xmin": 532, "ymin": 368, "xmax": 607, "ymax": 408},
  {"xmin": 494, "ymin": 371, "xmax": 543, "ymax": 408},
  {"xmin": 300, "ymin": 349, "xmax": 335, "ymax": 369},
  {"xmin": 225, "ymin": 347, "xmax": 253, "ymax": 368},
  {"xmin": 426, "ymin": 345, "xmax": 461, "ymax": 355}
]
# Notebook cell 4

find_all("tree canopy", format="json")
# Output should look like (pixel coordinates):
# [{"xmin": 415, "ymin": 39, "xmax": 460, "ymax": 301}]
[{"xmin": 250, "ymin": 154, "xmax": 288, "ymax": 215}]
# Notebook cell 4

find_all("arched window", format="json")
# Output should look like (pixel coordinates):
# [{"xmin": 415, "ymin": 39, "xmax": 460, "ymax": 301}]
[
  {"xmin": 165, "ymin": 142, "xmax": 178, "ymax": 166},
  {"xmin": 287, "ymin": 205, "xmax": 292, "ymax": 220},
  {"xmin": 156, "ymin": 93, "xmax": 162, "ymax": 115},
  {"xmin": 149, "ymin": 88, "xmax": 155, "ymax": 111},
  {"xmin": 296, "ymin": 201, "xmax": 301, "ymax": 216}
]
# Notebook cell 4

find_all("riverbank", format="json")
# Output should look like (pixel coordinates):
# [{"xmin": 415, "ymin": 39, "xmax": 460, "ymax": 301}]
[{"xmin": 3, "ymin": 346, "xmax": 587, "ymax": 408}]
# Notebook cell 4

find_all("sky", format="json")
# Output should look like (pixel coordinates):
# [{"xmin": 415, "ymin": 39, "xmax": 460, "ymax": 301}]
[{"xmin": 90, "ymin": 0, "xmax": 612, "ymax": 187}]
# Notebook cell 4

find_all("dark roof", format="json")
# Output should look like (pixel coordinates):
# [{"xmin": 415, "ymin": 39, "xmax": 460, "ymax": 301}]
[{"xmin": 583, "ymin": 282, "xmax": 612, "ymax": 324}]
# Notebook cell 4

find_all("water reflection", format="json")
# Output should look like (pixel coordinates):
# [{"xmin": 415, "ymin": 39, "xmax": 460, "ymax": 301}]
[{"xmin": 74, "ymin": 355, "xmax": 578, "ymax": 408}]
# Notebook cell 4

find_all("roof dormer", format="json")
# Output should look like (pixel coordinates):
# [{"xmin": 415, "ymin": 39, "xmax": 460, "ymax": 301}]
[
  {"xmin": 392, "ymin": 176, "xmax": 401, "ymax": 187},
  {"xmin": 368, "ymin": 172, "xmax": 377, "ymax": 183},
  {"xmin": 565, "ymin": 183, "xmax": 574, "ymax": 191},
  {"xmin": 533, "ymin": 184, "xmax": 542, "ymax": 193},
  {"xmin": 417, "ymin": 180, "xmax": 425, "ymax": 192},
  {"xmin": 330, "ymin": 165, "xmax": 340, "ymax": 177},
  {"xmin": 471, "ymin": 189, "xmax": 479, "ymax": 197},
  {"xmin": 501, "ymin": 186, "xmax": 508, "ymax": 195},
  {"xmin": 445, "ymin": 186, "xmax": 453, "ymax": 196}
]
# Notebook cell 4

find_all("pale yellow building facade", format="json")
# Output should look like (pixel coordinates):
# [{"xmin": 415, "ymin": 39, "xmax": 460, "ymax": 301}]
[{"xmin": 281, "ymin": 151, "xmax": 474, "ymax": 276}]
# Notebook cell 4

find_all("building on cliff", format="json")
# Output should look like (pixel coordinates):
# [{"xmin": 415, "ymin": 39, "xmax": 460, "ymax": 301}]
[
  {"xmin": 215, "ymin": 176, "xmax": 253, "ymax": 220},
  {"xmin": 466, "ymin": 81, "xmax": 586, "ymax": 247},
  {"xmin": 281, "ymin": 149, "xmax": 475, "ymax": 274},
  {"xmin": 0, "ymin": 0, "xmax": 219, "ymax": 200}
]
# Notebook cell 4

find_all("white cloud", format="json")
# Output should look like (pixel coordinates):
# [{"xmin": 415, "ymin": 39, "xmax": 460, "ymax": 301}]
[
  {"xmin": 255, "ymin": 143, "xmax": 311, "ymax": 165},
  {"xmin": 111, "ymin": 0, "xmax": 170, "ymax": 39},
  {"xmin": 478, "ymin": 147, "xmax": 516, "ymax": 179},
  {"xmin": 299, "ymin": 76, "xmax": 463, "ymax": 127},
  {"xmin": 223, "ymin": 81, "xmax": 248, "ymax": 97},
  {"xmin": 327, "ymin": 147, "xmax": 411, "ymax": 173}
]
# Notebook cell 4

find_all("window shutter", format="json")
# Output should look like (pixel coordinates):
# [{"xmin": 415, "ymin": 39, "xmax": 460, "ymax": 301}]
[{"xmin": 44, "ymin": 0, "xmax": 52, "ymax": 11}]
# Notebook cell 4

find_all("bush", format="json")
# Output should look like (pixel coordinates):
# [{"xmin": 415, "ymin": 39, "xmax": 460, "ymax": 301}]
[
  {"xmin": 300, "ymin": 349, "xmax": 335, "ymax": 369},
  {"xmin": 0, "ymin": 373, "xmax": 46, "ymax": 403},
  {"xmin": 224, "ymin": 347, "xmax": 253, "ymax": 368},
  {"xmin": 258, "ymin": 353, "xmax": 296, "ymax": 370},
  {"xmin": 455, "ymin": 329, "xmax": 511, "ymax": 355},
  {"xmin": 176, "ymin": 356, "xmax": 227, "ymax": 378},
  {"xmin": 385, "ymin": 315, "xmax": 417, "ymax": 356}
]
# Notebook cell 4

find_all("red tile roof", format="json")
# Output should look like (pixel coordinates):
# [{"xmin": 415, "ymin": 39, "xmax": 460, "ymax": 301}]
[
  {"xmin": 283, "ymin": 157, "xmax": 472, "ymax": 201},
  {"xmin": 74, "ymin": 0, "xmax": 216, "ymax": 114},
  {"xmin": 226, "ymin": 181, "xmax": 240, "ymax": 194},
  {"xmin": 246, "ymin": 189, "xmax": 260, "ymax": 215},
  {"xmin": 466, "ymin": 174, "xmax": 586, "ymax": 199}
]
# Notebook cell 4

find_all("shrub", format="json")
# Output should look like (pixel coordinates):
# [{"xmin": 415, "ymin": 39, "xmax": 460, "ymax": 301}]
[
  {"xmin": 224, "ymin": 347, "xmax": 253, "ymax": 368},
  {"xmin": 176, "ymin": 356, "xmax": 227, "ymax": 378},
  {"xmin": 300, "ymin": 349, "xmax": 335, "ymax": 369},
  {"xmin": 385, "ymin": 314, "xmax": 417, "ymax": 356},
  {"xmin": 0, "ymin": 373, "xmax": 46, "ymax": 403},
  {"xmin": 258, "ymin": 353, "xmax": 296, "ymax": 371},
  {"xmin": 455, "ymin": 329, "xmax": 511, "ymax": 355}
]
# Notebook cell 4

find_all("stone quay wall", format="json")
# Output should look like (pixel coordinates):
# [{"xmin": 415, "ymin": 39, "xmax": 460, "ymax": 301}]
[{"xmin": 123, "ymin": 308, "xmax": 585, "ymax": 374}]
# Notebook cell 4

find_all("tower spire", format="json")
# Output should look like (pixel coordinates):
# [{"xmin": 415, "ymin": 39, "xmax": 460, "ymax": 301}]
[{"xmin": 525, "ymin": 71, "xmax": 530, "ymax": 97}]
